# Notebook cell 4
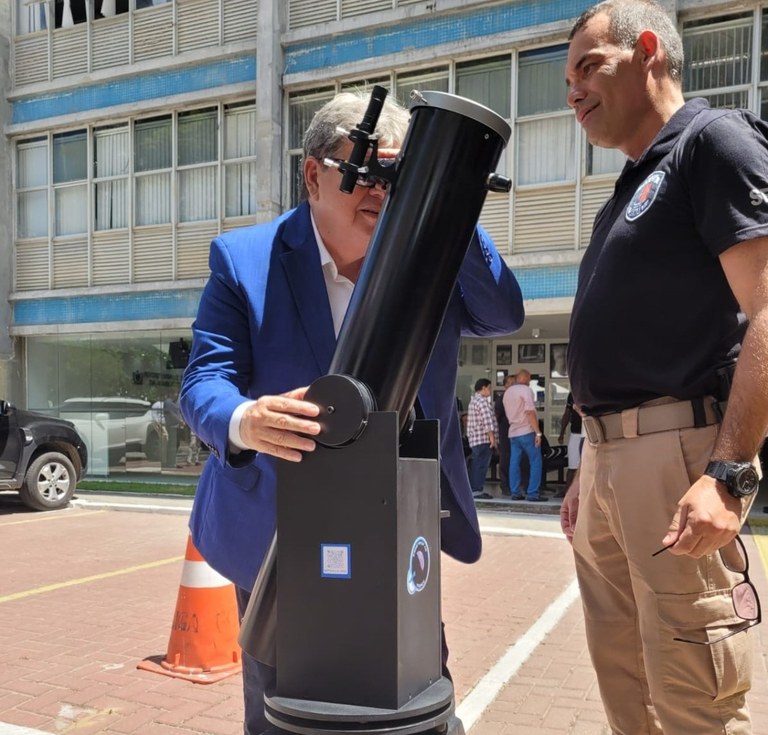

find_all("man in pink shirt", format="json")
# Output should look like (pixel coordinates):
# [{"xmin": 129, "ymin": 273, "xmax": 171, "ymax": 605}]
[{"xmin": 502, "ymin": 369, "xmax": 545, "ymax": 501}]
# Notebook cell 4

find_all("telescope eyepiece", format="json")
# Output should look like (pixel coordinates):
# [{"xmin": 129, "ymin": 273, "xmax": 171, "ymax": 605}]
[{"xmin": 487, "ymin": 173, "xmax": 512, "ymax": 193}]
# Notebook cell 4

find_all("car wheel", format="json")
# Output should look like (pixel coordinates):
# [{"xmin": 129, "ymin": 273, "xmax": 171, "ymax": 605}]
[{"xmin": 19, "ymin": 451, "xmax": 77, "ymax": 511}]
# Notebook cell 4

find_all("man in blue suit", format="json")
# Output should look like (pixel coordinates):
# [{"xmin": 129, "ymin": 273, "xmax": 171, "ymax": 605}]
[{"xmin": 180, "ymin": 92, "xmax": 524, "ymax": 734}]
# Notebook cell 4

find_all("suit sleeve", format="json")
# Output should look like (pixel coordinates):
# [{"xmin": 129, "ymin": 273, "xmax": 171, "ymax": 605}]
[
  {"xmin": 457, "ymin": 225, "xmax": 524, "ymax": 337},
  {"xmin": 179, "ymin": 236, "xmax": 257, "ymax": 468}
]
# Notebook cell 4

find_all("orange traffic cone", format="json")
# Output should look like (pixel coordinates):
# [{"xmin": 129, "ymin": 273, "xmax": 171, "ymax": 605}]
[{"xmin": 138, "ymin": 535, "xmax": 242, "ymax": 684}]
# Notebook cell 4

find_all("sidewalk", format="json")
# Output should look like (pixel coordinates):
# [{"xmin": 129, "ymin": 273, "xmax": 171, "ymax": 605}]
[
  {"xmin": 1, "ymin": 496, "xmax": 767, "ymax": 734},
  {"xmin": 472, "ymin": 476, "xmax": 768, "ymax": 523}
]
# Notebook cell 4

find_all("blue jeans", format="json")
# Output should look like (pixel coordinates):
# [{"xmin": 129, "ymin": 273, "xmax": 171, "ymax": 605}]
[
  {"xmin": 469, "ymin": 442, "xmax": 492, "ymax": 494},
  {"xmin": 509, "ymin": 433, "xmax": 542, "ymax": 499}
]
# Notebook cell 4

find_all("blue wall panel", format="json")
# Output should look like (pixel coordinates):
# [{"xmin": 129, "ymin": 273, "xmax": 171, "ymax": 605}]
[
  {"xmin": 515, "ymin": 264, "xmax": 578, "ymax": 301},
  {"xmin": 14, "ymin": 290, "xmax": 204, "ymax": 326},
  {"xmin": 13, "ymin": 263, "xmax": 577, "ymax": 328},
  {"xmin": 285, "ymin": 0, "xmax": 591, "ymax": 74},
  {"xmin": 12, "ymin": 57, "xmax": 256, "ymax": 124}
]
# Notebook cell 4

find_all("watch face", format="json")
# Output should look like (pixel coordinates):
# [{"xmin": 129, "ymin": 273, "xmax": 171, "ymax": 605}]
[{"xmin": 735, "ymin": 467, "xmax": 760, "ymax": 496}]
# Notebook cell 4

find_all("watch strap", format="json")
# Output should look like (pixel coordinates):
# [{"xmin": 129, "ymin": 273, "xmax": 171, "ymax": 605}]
[{"xmin": 704, "ymin": 460, "xmax": 729, "ymax": 483}]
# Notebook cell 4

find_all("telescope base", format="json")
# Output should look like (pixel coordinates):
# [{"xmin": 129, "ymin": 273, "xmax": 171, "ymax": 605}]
[{"xmin": 264, "ymin": 677, "xmax": 460, "ymax": 735}]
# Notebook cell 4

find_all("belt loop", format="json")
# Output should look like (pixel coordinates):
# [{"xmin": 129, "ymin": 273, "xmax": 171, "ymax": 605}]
[
  {"xmin": 713, "ymin": 399, "xmax": 726, "ymax": 424},
  {"xmin": 691, "ymin": 397, "xmax": 707, "ymax": 428},
  {"xmin": 584, "ymin": 416, "xmax": 606, "ymax": 444},
  {"xmin": 621, "ymin": 407, "xmax": 639, "ymax": 439}
]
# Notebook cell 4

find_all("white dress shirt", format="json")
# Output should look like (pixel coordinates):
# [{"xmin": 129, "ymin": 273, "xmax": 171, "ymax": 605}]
[{"xmin": 228, "ymin": 212, "xmax": 354, "ymax": 450}]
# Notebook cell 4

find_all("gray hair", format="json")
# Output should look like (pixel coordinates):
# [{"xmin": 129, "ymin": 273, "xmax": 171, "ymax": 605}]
[
  {"xmin": 569, "ymin": 0, "xmax": 684, "ymax": 84},
  {"xmin": 299, "ymin": 91, "xmax": 410, "ymax": 200}
]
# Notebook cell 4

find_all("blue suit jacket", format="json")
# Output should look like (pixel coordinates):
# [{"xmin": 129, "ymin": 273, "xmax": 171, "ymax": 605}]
[{"xmin": 180, "ymin": 202, "xmax": 524, "ymax": 591}]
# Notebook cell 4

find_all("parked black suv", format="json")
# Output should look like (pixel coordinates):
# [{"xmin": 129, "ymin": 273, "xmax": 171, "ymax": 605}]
[{"xmin": 0, "ymin": 400, "xmax": 88, "ymax": 511}]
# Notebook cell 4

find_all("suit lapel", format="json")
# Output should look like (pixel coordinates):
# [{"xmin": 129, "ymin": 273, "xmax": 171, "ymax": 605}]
[{"xmin": 279, "ymin": 203, "xmax": 336, "ymax": 373}]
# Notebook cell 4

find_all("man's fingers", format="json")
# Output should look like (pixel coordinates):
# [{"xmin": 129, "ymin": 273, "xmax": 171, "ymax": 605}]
[
  {"xmin": 661, "ymin": 507, "xmax": 683, "ymax": 549},
  {"xmin": 253, "ymin": 442, "xmax": 306, "ymax": 463},
  {"xmin": 262, "ymin": 410, "xmax": 321, "ymax": 436},
  {"xmin": 662, "ymin": 505, "xmax": 738, "ymax": 558},
  {"xmin": 269, "ymin": 397, "xmax": 321, "ymax": 420},
  {"xmin": 266, "ymin": 426, "xmax": 316, "ymax": 452},
  {"xmin": 560, "ymin": 498, "xmax": 577, "ymax": 544},
  {"xmin": 249, "ymin": 430, "xmax": 317, "ymax": 461}
]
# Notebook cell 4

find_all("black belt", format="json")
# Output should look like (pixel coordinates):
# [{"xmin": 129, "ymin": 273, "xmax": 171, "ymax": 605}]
[{"xmin": 582, "ymin": 397, "xmax": 724, "ymax": 445}]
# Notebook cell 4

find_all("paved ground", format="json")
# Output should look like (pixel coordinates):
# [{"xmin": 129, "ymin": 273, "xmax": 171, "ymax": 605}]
[{"xmin": 0, "ymin": 490, "xmax": 767, "ymax": 734}]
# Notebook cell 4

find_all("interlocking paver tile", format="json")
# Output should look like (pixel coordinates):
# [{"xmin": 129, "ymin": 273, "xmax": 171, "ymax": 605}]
[{"xmin": 1, "ymin": 505, "xmax": 767, "ymax": 734}]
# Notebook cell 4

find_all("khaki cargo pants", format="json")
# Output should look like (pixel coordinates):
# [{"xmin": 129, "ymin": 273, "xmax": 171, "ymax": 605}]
[{"xmin": 573, "ymin": 421, "xmax": 754, "ymax": 734}]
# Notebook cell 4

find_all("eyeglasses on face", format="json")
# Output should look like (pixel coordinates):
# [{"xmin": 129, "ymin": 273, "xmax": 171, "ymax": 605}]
[
  {"xmin": 652, "ymin": 535, "xmax": 761, "ymax": 645},
  {"xmin": 322, "ymin": 157, "xmax": 392, "ymax": 191}
]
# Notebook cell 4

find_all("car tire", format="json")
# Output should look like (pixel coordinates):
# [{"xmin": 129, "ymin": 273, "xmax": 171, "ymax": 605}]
[{"xmin": 19, "ymin": 451, "xmax": 77, "ymax": 511}]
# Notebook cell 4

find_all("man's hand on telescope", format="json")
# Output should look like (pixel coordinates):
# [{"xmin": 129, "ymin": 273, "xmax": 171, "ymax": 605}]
[{"xmin": 239, "ymin": 387, "xmax": 322, "ymax": 462}]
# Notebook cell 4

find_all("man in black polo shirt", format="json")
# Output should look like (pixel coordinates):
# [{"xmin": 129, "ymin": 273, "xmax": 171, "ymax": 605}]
[{"xmin": 561, "ymin": 1, "xmax": 768, "ymax": 733}]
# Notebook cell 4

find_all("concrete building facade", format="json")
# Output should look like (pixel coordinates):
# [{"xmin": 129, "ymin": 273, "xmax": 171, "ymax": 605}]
[{"xmin": 3, "ymin": 0, "xmax": 764, "ymax": 478}]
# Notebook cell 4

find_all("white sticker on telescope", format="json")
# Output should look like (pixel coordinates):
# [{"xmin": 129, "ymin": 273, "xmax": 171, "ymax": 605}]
[{"xmin": 321, "ymin": 544, "xmax": 351, "ymax": 579}]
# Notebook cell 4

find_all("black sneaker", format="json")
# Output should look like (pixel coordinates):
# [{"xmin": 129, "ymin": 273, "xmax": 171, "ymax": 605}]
[
  {"xmin": 510, "ymin": 495, "xmax": 524, "ymax": 501},
  {"xmin": 527, "ymin": 497, "xmax": 548, "ymax": 502}
]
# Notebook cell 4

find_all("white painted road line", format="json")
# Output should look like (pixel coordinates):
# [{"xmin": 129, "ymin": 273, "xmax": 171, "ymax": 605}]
[
  {"xmin": 0, "ymin": 724, "xmax": 51, "ymax": 735},
  {"xmin": 456, "ymin": 578, "xmax": 581, "ymax": 732},
  {"xmin": 71, "ymin": 498, "xmax": 190, "ymax": 514},
  {"xmin": 479, "ymin": 525, "xmax": 566, "ymax": 540}
]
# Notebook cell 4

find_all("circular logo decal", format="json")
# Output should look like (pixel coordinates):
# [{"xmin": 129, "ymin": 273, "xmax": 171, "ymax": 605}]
[
  {"xmin": 626, "ymin": 171, "xmax": 665, "ymax": 222},
  {"xmin": 407, "ymin": 536, "xmax": 430, "ymax": 595}
]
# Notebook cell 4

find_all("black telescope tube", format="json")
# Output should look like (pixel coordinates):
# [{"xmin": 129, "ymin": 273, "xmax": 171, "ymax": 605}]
[
  {"xmin": 329, "ymin": 91, "xmax": 511, "ymax": 431},
  {"xmin": 240, "ymin": 92, "xmax": 511, "ymax": 667}
]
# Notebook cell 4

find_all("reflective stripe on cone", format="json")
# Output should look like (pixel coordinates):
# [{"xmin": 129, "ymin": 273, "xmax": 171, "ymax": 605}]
[{"xmin": 137, "ymin": 535, "xmax": 242, "ymax": 684}]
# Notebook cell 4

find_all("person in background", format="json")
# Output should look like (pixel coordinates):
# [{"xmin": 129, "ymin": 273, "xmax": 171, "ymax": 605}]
[
  {"xmin": 561, "ymin": 1, "xmax": 768, "ymax": 731},
  {"xmin": 179, "ymin": 91, "xmax": 525, "ymax": 734},
  {"xmin": 556, "ymin": 390, "xmax": 584, "ymax": 495},
  {"xmin": 467, "ymin": 378, "xmax": 497, "ymax": 500},
  {"xmin": 503, "ymin": 369, "xmax": 545, "ymax": 502},
  {"xmin": 494, "ymin": 373, "xmax": 516, "ymax": 495},
  {"xmin": 162, "ymin": 393, "xmax": 183, "ymax": 469},
  {"xmin": 186, "ymin": 431, "xmax": 201, "ymax": 466}
]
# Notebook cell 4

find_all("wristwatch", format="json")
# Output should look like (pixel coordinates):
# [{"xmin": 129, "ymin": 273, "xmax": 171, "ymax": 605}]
[{"xmin": 704, "ymin": 461, "xmax": 760, "ymax": 498}]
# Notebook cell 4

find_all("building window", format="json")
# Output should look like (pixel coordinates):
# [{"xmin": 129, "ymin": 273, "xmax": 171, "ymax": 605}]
[
  {"xmin": 16, "ymin": 100, "xmax": 252, "ymax": 245},
  {"xmin": 516, "ymin": 47, "xmax": 574, "ymax": 186},
  {"xmin": 586, "ymin": 144, "xmax": 625, "ymax": 177},
  {"xmin": 224, "ymin": 103, "xmax": 258, "ymax": 218},
  {"xmin": 134, "ymin": 115, "xmax": 172, "ymax": 226},
  {"xmin": 16, "ymin": 1, "xmax": 49, "ymax": 34},
  {"xmin": 16, "ymin": 138, "xmax": 49, "ymax": 239},
  {"xmin": 94, "ymin": 125, "xmax": 129, "ymax": 230},
  {"xmin": 16, "ymin": 0, "xmax": 169, "ymax": 35},
  {"xmin": 758, "ymin": 11, "xmax": 768, "ymax": 120},
  {"xmin": 287, "ymin": 87, "xmax": 336, "ymax": 207},
  {"xmin": 54, "ymin": 0, "xmax": 88, "ymax": 27},
  {"xmin": 177, "ymin": 108, "xmax": 218, "ymax": 222},
  {"xmin": 456, "ymin": 56, "xmax": 511, "ymax": 119},
  {"xmin": 682, "ymin": 13, "xmax": 752, "ymax": 110},
  {"xmin": 94, "ymin": 0, "xmax": 128, "ymax": 18},
  {"xmin": 394, "ymin": 66, "xmax": 449, "ymax": 108},
  {"xmin": 53, "ymin": 130, "xmax": 88, "ymax": 235}
]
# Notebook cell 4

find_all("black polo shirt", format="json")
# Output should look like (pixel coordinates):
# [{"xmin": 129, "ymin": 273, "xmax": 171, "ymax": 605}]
[{"xmin": 568, "ymin": 99, "xmax": 768, "ymax": 415}]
